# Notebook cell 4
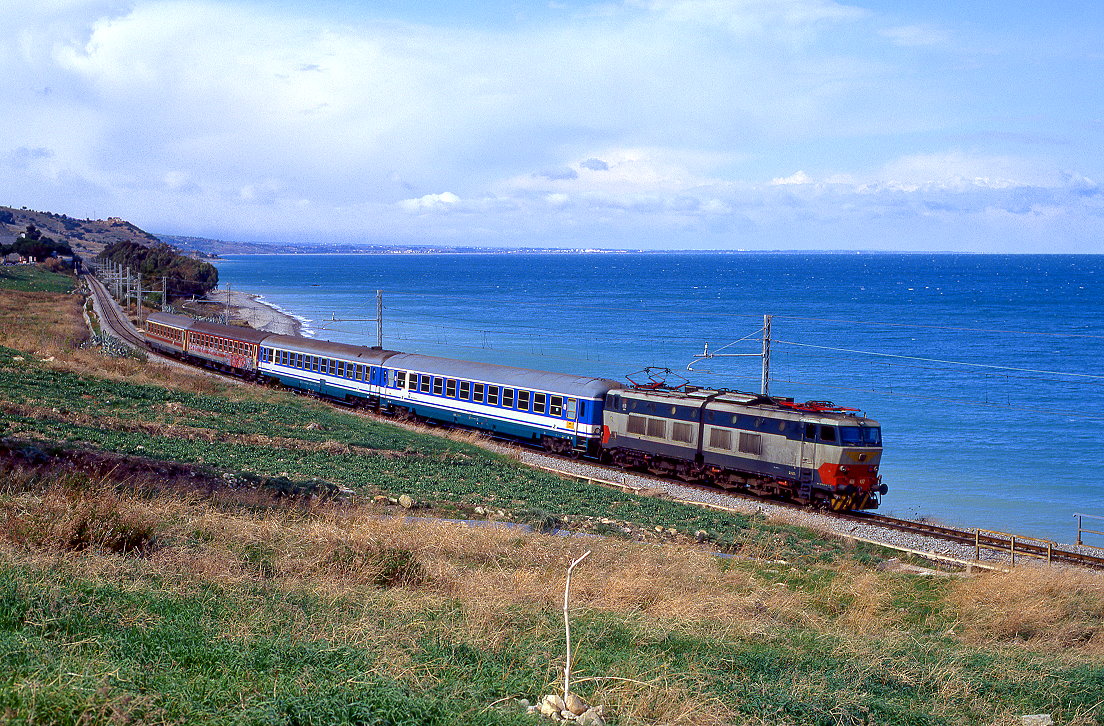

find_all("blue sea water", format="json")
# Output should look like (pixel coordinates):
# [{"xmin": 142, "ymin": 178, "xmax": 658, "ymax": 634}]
[{"xmin": 212, "ymin": 252, "xmax": 1104, "ymax": 545}]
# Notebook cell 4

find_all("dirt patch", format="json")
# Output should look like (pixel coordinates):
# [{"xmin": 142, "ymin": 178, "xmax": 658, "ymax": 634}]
[{"xmin": 0, "ymin": 438, "xmax": 350, "ymax": 501}]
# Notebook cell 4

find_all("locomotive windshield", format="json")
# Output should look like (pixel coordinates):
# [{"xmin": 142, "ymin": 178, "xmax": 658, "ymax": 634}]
[{"xmin": 840, "ymin": 426, "xmax": 881, "ymax": 446}]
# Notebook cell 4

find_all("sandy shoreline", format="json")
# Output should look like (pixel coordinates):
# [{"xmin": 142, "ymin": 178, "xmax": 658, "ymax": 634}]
[{"xmin": 202, "ymin": 289, "xmax": 303, "ymax": 337}]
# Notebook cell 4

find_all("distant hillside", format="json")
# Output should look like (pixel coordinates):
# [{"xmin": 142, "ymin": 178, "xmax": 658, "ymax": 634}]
[
  {"xmin": 0, "ymin": 205, "xmax": 160, "ymax": 259},
  {"xmin": 156, "ymin": 234, "xmax": 281, "ymax": 256}
]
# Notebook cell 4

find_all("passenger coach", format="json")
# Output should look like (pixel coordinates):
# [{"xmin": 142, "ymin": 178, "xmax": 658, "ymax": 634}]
[
  {"xmin": 257, "ymin": 335, "xmax": 399, "ymax": 404},
  {"xmin": 379, "ymin": 353, "xmax": 622, "ymax": 456}
]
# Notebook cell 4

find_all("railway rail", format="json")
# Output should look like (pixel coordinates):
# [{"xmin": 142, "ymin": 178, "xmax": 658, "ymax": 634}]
[{"xmin": 81, "ymin": 272, "xmax": 1104, "ymax": 571}]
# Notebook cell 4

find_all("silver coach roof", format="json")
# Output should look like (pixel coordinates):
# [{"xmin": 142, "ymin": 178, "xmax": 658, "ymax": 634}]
[
  {"xmin": 145, "ymin": 312, "xmax": 271, "ymax": 344},
  {"xmin": 261, "ymin": 333, "xmax": 402, "ymax": 365},
  {"xmin": 145, "ymin": 312, "xmax": 199, "ymax": 331},
  {"xmin": 191, "ymin": 319, "xmax": 271, "ymax": 345},
  {"xmin": 385, "ymin": 352, "xmax": 624, "ymax": 398}
]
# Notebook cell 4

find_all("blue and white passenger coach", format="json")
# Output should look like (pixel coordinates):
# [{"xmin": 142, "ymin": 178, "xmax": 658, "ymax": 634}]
[
  {"xmin": 379, "ymin": 353, "xmax": 622, "ymax": 456},
  {"xmin": 257, "ymin": 334, "xmax": 399, "ymax": 402}
]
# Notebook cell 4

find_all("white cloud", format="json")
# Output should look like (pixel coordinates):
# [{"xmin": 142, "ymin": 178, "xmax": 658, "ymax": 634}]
[
  {"xmin": 399, "ymin": 192, "xmax": 462, "ymax": 212},
  {"xmin": 770, "ymin": 170, "xmax": 813, "ymax": 186},
  {"xmin": 0, "ymin": 0, "xmax": 1099, "ymax": 251}
]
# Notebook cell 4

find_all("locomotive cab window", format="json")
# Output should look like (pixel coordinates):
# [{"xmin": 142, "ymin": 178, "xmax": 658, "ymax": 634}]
[
  {"xmin": 839, "ymin": 427, "xmax": 863, "ymax": 446},
  {"xmin": 819, "ymin": 425, "xmax": 837, "ymax": 443},
  {"xmin": 804, "ymin": 423, "xmax": 817, "ymax": 439}
]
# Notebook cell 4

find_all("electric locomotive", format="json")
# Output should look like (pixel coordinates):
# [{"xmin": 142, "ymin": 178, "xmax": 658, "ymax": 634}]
[{"xmin": 603, "ymin": 387, "xmax": 885, "ymax": 510}]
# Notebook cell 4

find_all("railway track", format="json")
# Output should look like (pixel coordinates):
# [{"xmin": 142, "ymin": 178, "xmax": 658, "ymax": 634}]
[
  {"xmin": 85, "ymin": 273, "xmax": 151, "ymax": 351},
  {"xmin": 82, "ymin": 272, "xmax": 1104, "ymax": 570}
]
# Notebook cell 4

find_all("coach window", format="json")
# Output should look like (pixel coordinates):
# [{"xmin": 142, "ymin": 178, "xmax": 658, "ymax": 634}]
[
  {"xmin": 820, "ymin": 425, "xmax": 837, "ymax": 443},
  {"xmin": 549, "ymin": 396, "xmax": 563, "ymax": 417},
  {"xmin": 474, "ymin": 383, "xmax": 485, "ymax": 402},
  {"xmin": 486, "ymin": 386, "xmax": 498, "ymax": 406},
  {"xmin": 502, "ymin": 388, "xmax": 515, "ymax": 408},
  {"xmin": 433, "ymin": 377, "xmax": 444, "ymax": 395},
  {"xmin": 446, "ymin": 379, "xmax": 457, "ymax": 397},
  {"xmin": 419, "ymin": 375, "xmax": 430, "ymax": 394},
  {"xmin": 533, "ymin": 393, "xmax": 547, "ymax": 414},
  {"xmin": 566, "ymin": 398, "xmax": 577, "ymax": 419},
  {"xmin": 517, "ymin": 390, "xmax": 530, "ymax": 411},
  {"xmin": 459, "ymin": 380, "xmax": 471, "ymax": 399}
]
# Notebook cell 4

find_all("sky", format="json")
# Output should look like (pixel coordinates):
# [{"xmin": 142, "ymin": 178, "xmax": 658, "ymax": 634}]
[{"xmin": 2, "ymin": 0, "xmax": 1103, "ymax": 251}]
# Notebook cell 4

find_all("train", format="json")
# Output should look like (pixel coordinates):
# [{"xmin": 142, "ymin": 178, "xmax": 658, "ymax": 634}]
[{"xmin": 143, "ymin": 312, "xmax": 886, "ymax": 511}]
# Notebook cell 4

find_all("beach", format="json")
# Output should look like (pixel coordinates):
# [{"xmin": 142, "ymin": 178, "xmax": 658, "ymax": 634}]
[{"xmin": 200, "ymin": 289, "xmax": 302, "ymax": 336}]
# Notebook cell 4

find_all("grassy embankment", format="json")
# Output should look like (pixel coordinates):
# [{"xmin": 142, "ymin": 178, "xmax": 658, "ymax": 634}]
[{"xmin": 1, "ymin": 266, "xmax": 1102, "ymax": 725}]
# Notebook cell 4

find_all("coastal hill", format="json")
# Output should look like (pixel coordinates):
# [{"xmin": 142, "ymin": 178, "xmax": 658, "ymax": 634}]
[{"xmin": 0, "ymin": 205, "xmax": 160, "ymax": 259}]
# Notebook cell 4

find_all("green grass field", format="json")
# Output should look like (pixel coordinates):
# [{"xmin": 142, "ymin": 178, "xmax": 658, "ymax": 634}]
[{"xmin": 0, "ymin": 265, "xmax": 75, "ymax": 293}]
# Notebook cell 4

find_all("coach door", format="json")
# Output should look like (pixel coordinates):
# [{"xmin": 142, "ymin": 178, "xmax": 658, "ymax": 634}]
[{"xmin": 565, "ymin": 398, "xmax": 580, "ymax": 436}]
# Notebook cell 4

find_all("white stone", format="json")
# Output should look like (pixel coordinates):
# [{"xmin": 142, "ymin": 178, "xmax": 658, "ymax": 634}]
[
  {"xmin": 544, "ymin": 694, "xmax": 566, "ymax": 712},
  {"xmin": 398, "ymin": 494, "xmax": 414, "ymax": 509},
  {"xmin": 1022, "ymin": 716, "xmax": 1053, "ymax": 726},
  {"xmin": 564, "ymin": 692, "xmax": 587, "ymax": 715},
  {"xmin": 578, "ymin": 710, "xmax": 606, "ymax": 726}
]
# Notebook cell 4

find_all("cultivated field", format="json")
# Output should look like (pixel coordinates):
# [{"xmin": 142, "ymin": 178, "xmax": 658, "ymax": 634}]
[{"xmin": 1, "ymin": 267, "xmax": 1102, "ymax": 725}]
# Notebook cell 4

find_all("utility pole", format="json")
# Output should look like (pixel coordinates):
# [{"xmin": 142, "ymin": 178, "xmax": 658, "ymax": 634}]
[
  {"xmin": 225, "ymin": 284, "xmax": 231, "ymax": 323},
  {"xmin": 125, "ymin": 267, "xmax": 132, "ymax": 313},
  {"xmin": 686, "ymin": 314, "xmax": 773, "ymax": 396},
  {"xmin": 137, "ymin": 274, "xmax": 144, "ymax": 325},
  {"xmin": 162, "ymin": 276, "xmax": 168, "ymax": 312},
  {"xmin": 376, "ymin": 289, "xmax": 383, "ymax": 348},
  {"xmin": 761, "ymin": 314, "xmax": 772, "ymax": 396}
]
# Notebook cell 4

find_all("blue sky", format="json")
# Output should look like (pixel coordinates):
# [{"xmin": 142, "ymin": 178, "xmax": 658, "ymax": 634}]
[{"xmin": 2, "ymin": 0, "xmax": 1102, "ymax": 251}]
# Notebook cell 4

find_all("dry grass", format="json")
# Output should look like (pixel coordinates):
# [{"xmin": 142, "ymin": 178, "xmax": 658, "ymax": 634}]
[
  {"xmin": 950, "ymin": 565, "xmax": 1104, "ymax": 652},
  {"xmin": 0, "ymin": 287, "xmax": 298, "ymax": 403}
]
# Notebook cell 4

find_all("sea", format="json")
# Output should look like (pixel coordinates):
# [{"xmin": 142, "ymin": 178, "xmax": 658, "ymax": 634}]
[{"xmin": 212, "ymin": 252, "xmax": 1104, "ymax": 546}]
